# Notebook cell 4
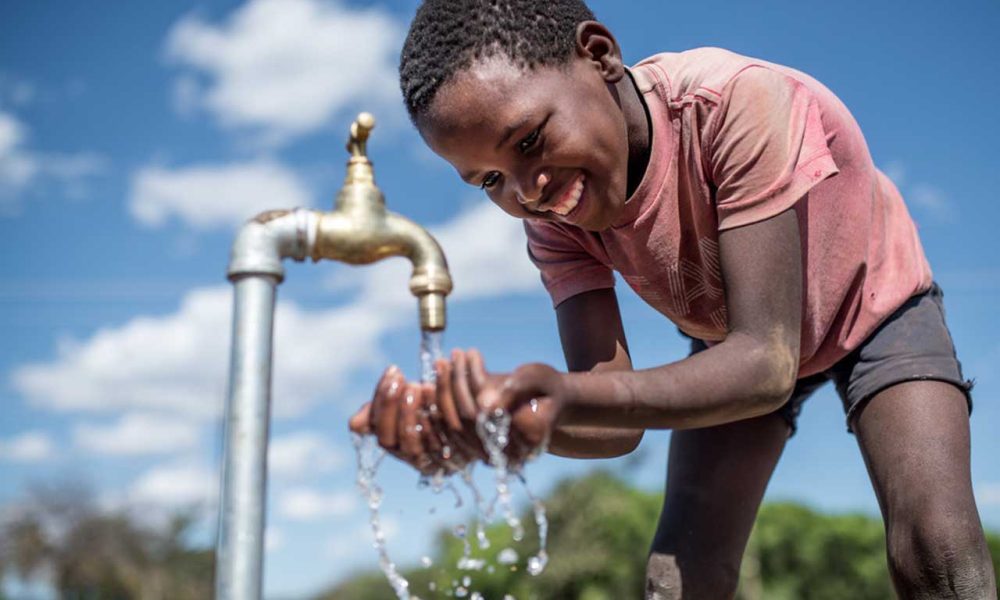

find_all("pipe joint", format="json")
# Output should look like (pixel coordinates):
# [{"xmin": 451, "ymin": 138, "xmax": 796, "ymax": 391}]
[{"xmin": 228, "ymin": 209, "xmax": 319, "ymax": 282}]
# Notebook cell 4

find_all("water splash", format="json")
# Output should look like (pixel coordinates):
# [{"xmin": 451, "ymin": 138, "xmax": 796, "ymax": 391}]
[
  {"xmin": 476, "ymin": 409, "xmax": 524, "ymax": 541},
  {"xmin": 460, "ymin": 465, "xmax": 490, "ymax": 550},
  {"xmin": 519, "ymin": 472, "xmax": 549, "ymax": 576},
  {"xmin": 355, "ymin": 327, "xmax": 547, "ymax": 600},
  {"xmin": 352, "ymin": 433, "xmax": 410, "ymax": 599},
  {"xmin": 497, "ymin": 547, "xmax": 519, "ymax": 565}
]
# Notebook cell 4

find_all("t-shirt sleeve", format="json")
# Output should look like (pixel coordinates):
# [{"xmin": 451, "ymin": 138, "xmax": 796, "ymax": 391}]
[
  {"xmin": 707, "ymin": 66, "xmax": 840, "ymax": 230},
  {"xmin": 523, "ymin": 219, "xmax": 615, "ymax": 308}
]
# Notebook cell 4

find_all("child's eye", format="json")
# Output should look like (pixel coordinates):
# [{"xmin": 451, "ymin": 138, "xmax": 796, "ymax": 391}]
[
  {"xmin": 518, "ymin": 128, "xmax": 541, "ymax": 153},
  {"xmin": 480, "ymin": 171, "xmax": 501, "ymax": 189}
]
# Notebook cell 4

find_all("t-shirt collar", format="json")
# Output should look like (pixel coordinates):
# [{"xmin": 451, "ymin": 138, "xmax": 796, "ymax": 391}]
[{"xmin": 611, "ymin": 64, "xmax": 670, "ymax": 229}]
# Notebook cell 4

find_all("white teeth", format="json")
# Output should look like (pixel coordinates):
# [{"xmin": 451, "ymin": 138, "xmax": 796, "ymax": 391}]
[{"xmin": 549, "ymin": 176, "xmax": 584, "ymax": 216}]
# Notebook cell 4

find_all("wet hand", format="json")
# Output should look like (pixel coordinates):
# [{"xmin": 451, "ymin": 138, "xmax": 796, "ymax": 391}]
[
  {"xmin": 440, "ymin": 350, "xmax": 566, "ymax": 465},
  {"xmin": 349, "ymin": 366, "xmax": 471, "ymax": 475},
  {"xmin": 483, "ymin": 361, "xmax": 567, "ymax": 462}
]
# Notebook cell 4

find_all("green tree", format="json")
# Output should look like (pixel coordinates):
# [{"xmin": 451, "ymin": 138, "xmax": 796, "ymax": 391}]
[{"xmin": 0, "ymin": 482, "xmax": 214, "ymax": 600}]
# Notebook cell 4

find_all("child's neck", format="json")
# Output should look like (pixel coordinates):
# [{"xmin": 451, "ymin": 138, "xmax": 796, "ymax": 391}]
[{"xmin": 620, "ymin": 68, "xmax": 652, "ymax": 200}]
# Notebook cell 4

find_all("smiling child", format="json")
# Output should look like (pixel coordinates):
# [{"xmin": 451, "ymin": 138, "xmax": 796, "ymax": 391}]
[{"xmin": 348, "ymin": 1, "xmax": 997, "ymax": 597}]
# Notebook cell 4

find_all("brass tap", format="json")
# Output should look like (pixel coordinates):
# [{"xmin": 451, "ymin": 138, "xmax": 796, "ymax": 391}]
[{"xmin": 311, "ymin": 113, "xmax": 453, "ymax": 331}]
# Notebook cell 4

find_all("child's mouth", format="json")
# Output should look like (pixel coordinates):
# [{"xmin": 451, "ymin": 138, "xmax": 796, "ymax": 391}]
[{"xmin": 541, "ymin": 173, "xmax": 585, "ymax": 218}]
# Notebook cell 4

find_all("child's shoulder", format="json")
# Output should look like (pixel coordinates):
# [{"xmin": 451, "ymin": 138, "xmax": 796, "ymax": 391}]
[{"xmin": 632, "ymin": 47, "xmax": 784, "ymax": 100}]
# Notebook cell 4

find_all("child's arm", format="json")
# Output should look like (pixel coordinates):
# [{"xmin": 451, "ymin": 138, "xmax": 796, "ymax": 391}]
[
  {"xmin": 547, "ymin": 287, "xmax": 644, "ymax": 458},
  {"xmin": 489, "ymin": 205, "xmax": 803, "ymax": 433},
  {"xmin": 350, "ymin": 206, "xmax": 802, "ymax": 465}
]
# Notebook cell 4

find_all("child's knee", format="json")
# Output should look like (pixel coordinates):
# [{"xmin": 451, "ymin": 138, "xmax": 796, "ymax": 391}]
[
  {"xmin": 645, "ymin": 552, "xmax": 682, "ymax": 600},
  {"xmin": 645, "ymin": 551, "xmax": 741, "ymax": 600},
  {"xmin": 886, "ymin": 510, "xmax": 995, "ymax": 597}
]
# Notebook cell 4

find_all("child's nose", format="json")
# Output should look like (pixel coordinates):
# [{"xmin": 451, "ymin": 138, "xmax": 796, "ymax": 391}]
[{"xmin": 516, "ymin": 171, "xmax": 551, "ymax": 207}]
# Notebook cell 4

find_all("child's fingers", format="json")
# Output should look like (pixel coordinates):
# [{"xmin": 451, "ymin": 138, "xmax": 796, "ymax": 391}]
[
  {"xmin": 373, "ymin": 367, "xmax": 404, "ymax": 449},
  {"xmin": 348, "ymin": 402, "xmax": 373, "ymax": 434},
  {"xmin": 451, "ymin": 350, "xmax": 478, "ymax": 421},
  {"xmin": 418, "ymin": 383, "xmax": 445, "ymax": 464},
  {"xmin": 368, "ymin": 366, "xmax": 392, "ymax": 431},
  {"xmin": 434, "ymin": 359, "xmax": 463, "ymax": 432},
  {"xmin": 467, "ymin": 348, "xmax": 488, "ymax": 397},
  {"xmin": 398, "ymin": 383, "xmax": 426, "ymax": 463}
]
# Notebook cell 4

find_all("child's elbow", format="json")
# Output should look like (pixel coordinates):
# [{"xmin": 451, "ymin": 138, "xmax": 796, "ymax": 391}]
[{"xmin": 749, "ymin": 340, "xmax": 799, "ymax": 413}]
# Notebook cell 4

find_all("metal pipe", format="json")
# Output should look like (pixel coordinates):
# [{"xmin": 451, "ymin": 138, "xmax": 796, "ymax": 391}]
[
  {"xmin": 216, "ymin": 275, "xmax": 277, "ymax": 600},
  {"xmin": 216, "ymin": 209, "xmax": 315, "ymax": 600}
]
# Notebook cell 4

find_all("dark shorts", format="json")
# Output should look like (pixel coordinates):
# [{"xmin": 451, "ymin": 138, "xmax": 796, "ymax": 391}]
[{"xmin": 688, "ymin": 282, "xmax": 974, "ymax": 436}]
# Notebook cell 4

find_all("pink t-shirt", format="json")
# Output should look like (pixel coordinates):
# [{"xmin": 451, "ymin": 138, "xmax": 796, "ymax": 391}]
[{"xmin": 524, "ymin": 47, "xmax": 932, "ymax": 377}]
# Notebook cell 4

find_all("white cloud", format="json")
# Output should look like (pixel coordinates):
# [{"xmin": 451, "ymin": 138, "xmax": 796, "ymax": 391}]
[
  {"xmin": 880, "ymin": 160, "xmax": 957, "ymax": 224},
  {"xmin": 73, "ymin": 412, "xmax": 201, "ymax": 456},
  {"xmin": 129, "ymin": 160, "xmax": 313, "ymax": 229},
  {"xmin": 128, "ymin": 461, "xmax": 218, "ymax": 509},
  {"xmin": 431, "ymin": 201, "xmax": 540, "ymax": 302},
  {"xmin": 0, "ymin": 109, "xmax": 106, "ymax": 214},
  {"xmin": 269, "ymin": 431, "xmax": 344, "ymax": 479},
  {"xmin": 165, "ymin": 0, "xmax": 404, "ymax": 146},
  {"xmin": 977, "ymin": 482, "xmax": 1000, "ymax": 507},
  {"xmin": 0, "ymin": 431, "xmax": 56, "ymax": 463},
  {"xmin": 882, "ymin": 160, "xmax": 905, "ymax": 187},
  {"xmin": 12, "ymin": 202, "xmax": 541, "ymax": 424},
  {"xmin": 13, "ymin": 286, "xmax": 389, "ymax": 421},
  {"xmin": 0, "ymin": 111, "xmax": 38, "ymax": 196},
  {"xmin": 909, "ymin": 183, "xmax": 957, "ymax": 223},
  {"xmin": 277, "ymin": 487, "xmax": 356, "ymax": 521}
]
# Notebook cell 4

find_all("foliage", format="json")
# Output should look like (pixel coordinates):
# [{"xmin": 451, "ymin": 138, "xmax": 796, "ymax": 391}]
[
  {"xmin": 319, "ymin": 471, "xmax": 1000, "ymax": 600},
  {"xmin": 0, "ymin": 482, "xmax": 214, "ymax": 600},
  {"xmin": 738, "ymin": 503, "xmax": 892, "ymax": 600}
]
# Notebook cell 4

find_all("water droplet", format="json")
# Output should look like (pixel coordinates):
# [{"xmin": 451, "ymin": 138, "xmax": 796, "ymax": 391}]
[
  {"xmin": 457, "ymin": 557, "xmax": 485, "ymax": 571},
  {"xmin": 497, "ymin": 548, "xmax": 518, "ymax": 564},
  {"xmin": 527, "ymin": 552, "xmax": 548, "ymax": 576},
  {"xmin": 421, "ymin": 556, "xmax": 433, "ymax": 568}
]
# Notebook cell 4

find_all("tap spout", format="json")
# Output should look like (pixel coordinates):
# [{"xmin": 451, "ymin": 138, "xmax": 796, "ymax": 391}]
[{"xmin": 312, "ymin": 209, "xmax": 452, "ymax": 330}]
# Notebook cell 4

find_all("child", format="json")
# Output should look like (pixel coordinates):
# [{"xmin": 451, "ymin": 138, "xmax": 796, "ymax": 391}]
[{"xmin": 348, "ymin": 1, "xmax": 997, "ymax": 597}]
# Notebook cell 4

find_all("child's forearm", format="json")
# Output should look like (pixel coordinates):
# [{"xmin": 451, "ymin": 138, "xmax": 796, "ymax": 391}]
[
  {"xmin": 559, "ymin": 331, "xmax": 798, "ymax": 430},
  {"xmin": 549, "ymin": 424, "xmax": 643, "ymax": 458}
]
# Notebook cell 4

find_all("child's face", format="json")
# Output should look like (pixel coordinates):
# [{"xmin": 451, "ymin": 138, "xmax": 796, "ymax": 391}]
[{"xmin": 417, "ymin": 53, "xmax": 631, "ymax": 231}]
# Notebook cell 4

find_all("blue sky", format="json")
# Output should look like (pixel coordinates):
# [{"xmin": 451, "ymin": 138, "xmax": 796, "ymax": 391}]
[{"xmin": 2, "ymin": 0, "xmax": 999, "ymax": 597}]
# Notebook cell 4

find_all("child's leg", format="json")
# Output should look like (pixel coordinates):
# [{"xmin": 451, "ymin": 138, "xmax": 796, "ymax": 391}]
[
  {"xmin": 853, "ymin": 380, "xmax": 997, "ymax": 599},
  {"xmin": 647, "ymin": 411, "xmax": 789, "ymax": 600}
]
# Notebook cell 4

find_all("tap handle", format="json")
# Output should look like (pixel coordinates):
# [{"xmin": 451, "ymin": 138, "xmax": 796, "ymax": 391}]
[{"xmin": 347, "ymin": 112, "xmax": 376, "ymax": 160}]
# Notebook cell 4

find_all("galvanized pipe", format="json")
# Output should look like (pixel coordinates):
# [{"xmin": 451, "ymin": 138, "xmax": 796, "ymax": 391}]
[
  {"xmin": 216, "ymin": 209, "xmax": 315, "ymax": 600},
  {"xmin": 216, "ymin": 275, "xmax": 277, "ymax": 600}
]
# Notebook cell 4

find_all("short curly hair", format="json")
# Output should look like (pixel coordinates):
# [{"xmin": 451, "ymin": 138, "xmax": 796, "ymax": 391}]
[{"xmin": 399, "ymin": 0, "xmax": 596, "ymax": 123}]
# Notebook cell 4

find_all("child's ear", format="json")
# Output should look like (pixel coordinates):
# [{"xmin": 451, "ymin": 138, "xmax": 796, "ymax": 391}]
[{"xmin": 574, "ymin": 21, "xmax": 625, "ymax": 83}]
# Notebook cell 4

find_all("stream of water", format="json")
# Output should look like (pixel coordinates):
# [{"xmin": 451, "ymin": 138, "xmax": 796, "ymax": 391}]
[{"xmin": 353, "ymin": 330, "xmax": 549, "ymax": 599}]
